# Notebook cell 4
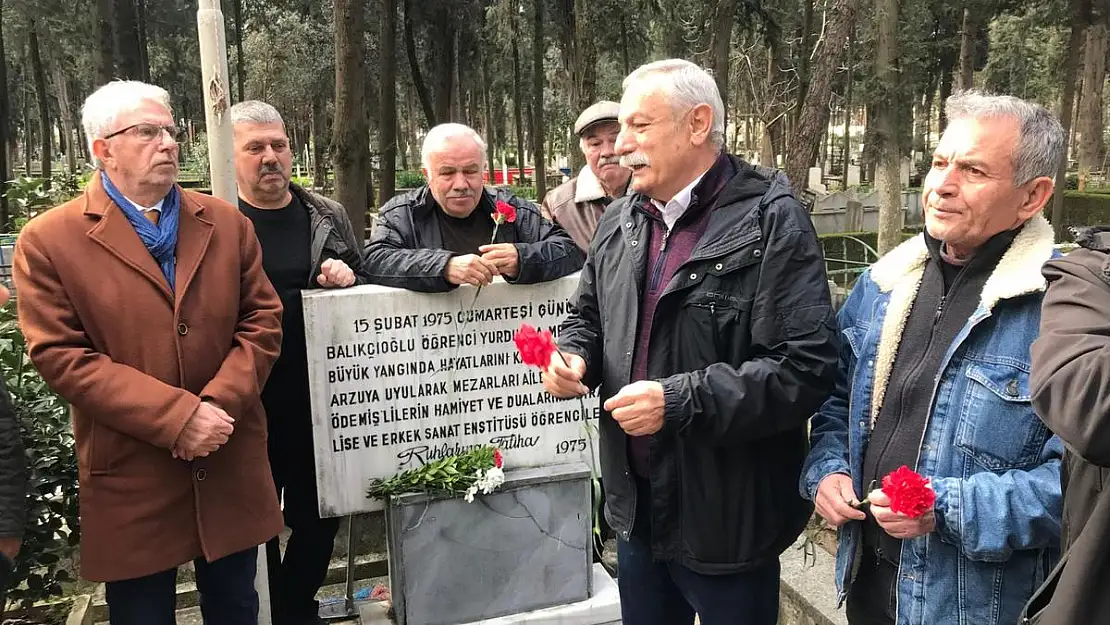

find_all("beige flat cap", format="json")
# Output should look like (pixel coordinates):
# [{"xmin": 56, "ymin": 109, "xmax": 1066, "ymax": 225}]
[{"xmin": 574, "ymin": 101, "xmax": 621, "ymax": 136}]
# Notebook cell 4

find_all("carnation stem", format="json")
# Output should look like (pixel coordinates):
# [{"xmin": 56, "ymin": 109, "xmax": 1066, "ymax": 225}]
[{"xmin": 554, "ymin": 351, "xmax": 604, "ymax": 553}]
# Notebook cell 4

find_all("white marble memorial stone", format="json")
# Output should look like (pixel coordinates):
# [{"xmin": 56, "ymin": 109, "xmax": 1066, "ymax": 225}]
[
  {"xmin": 847, "ymin": 164, "xmax": 861, "ymax": 188},
  {"xmin": 303, "ymin": 274, "xmax": 600, "ymax": 517}
]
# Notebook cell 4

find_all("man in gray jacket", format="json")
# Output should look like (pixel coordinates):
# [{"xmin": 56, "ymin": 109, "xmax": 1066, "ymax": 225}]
[{"xmin": 0, "ymin": 283, "xmax": 26, "ymax": 613}]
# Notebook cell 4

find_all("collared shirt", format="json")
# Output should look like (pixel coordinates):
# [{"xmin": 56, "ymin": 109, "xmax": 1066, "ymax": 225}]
[
  {"xmin": 651, "ymin": 169, "xmax": 709, "ymax": 231},
  {"xmin": 124, "ymin": 196, "xmax": 164, "ymax": 215}
]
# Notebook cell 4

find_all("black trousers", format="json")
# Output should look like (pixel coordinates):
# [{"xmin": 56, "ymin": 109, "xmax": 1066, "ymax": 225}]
[
  {"xmin": 0, "ymin": 552, "xmax": 12, "ymax": 619},
  {"xmin": 266, "ymin": 417, "xmax": 341, "ymax": 624},
  {"xmin": 616, "ymin": 478, "xmax": 780, "ymax": 625},
  {"xmin": 845, "ymin": 551, "xmax": 899, "ymax": 625},
  {"xmin": 105, "ymin": 547, "xmax": 258, "ymax": 625}
]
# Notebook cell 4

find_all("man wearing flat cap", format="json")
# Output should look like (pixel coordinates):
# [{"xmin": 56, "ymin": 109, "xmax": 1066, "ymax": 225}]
[{"xmin": 542, "ymin": 100, "xmax": 631, "ymax": 252}]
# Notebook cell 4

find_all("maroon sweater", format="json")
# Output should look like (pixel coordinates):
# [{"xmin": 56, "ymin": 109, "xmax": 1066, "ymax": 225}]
[{"xmin": 628, "ymin": 154, "xmax": 735, "ymax": 477}]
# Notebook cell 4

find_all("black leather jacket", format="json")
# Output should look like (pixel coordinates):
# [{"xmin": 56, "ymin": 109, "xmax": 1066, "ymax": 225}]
[
  {"xmin": 362, "ymin": 186, "xmax": 584, "ymax": 292},
  {"xmin": 557, "ymin": 155, "xmax": 839, "ymax": 573}
]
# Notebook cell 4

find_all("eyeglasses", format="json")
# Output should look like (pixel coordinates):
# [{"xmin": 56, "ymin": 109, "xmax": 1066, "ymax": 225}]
[{"xmin": 103, "ymin": 123, "xmax": 185, "ymax": 143}]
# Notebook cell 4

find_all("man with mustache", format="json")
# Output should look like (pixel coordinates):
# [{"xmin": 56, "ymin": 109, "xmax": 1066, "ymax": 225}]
[
  {"xmin": 542, "ymin": 59, "xmax": 839, "ymax": 625},
  {"xmin": 803, "ymin": 91, "xmax": 1063, "ymax": 625},
  {"xmin": 231, "ymin": 100, "xmax": 366, "ymax": 625},
  {"xmin": 364, "ymin": 123, "xmax": 583, "ymax": 291},
  {"xmin": 542, "ymin": 101, "xmax": 631, "ymax": 253},
  {"xmin": 12, "ymin": 81, "xmax": 283, "ymax": 624}
]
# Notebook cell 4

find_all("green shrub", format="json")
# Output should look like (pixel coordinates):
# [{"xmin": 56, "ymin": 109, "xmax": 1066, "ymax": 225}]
[
  {"xmin": 0, "ymin": 304, "xmax": 80, "ymax": 612},
  {"xmin": 1061, "ymin": 191, "xmax": 1110, "ymax": 239},
  {"xmin": 395, "ymin": 170, "xmax": 425, "ymax": 189},
  {"xmin": 503, "ymin": 185, "xmax": 537, "ymax": 201}
]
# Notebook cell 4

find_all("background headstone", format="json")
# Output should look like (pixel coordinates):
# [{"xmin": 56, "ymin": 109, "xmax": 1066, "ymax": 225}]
[
  {"xmin": 302, "ymin": 274, "xmax": 600, "ymax": 517},
  {"xmin": 846, "ymin": 164, "xmax": 861, "ymax": 188},
  {"xmin": 807, "ymin": 167, "xmax": 827, "ymax": 194}
]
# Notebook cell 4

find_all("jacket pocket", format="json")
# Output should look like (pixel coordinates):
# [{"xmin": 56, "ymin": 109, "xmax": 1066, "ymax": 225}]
[
  {"xmin": 88, "ymin": 424, "xmax": 115, "ymax": 476},
  {"xmin": 955, "ymin": 361, "xmax": 1049, "ymax": 471}
]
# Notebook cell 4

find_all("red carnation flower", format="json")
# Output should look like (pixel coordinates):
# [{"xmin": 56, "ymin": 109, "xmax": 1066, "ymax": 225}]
[
  {"xmin": 881, "ymin": 466, "xmax": 935, "ymax": 518},
  {"xmin": 494, "ymin": 200, "xmax": 517, "ymax": 224},
  {"xmin": 513, "ymin": 323, "xmax": 557, "ymax": 369},
  {"xmin": 493, "ymin": 449, "xmax": 503, "ymax": 469}
]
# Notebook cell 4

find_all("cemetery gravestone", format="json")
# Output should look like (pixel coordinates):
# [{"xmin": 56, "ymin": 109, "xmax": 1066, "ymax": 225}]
[{"xmin": 302, "ymin": 274, "xmax": 601, "ymax": 517}]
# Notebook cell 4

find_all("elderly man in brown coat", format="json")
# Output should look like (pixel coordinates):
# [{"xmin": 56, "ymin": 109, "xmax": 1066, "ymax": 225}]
[
  {"xmin": 13, "ymin": 80, "xmax": 283, "ymax": 625},
  {"xmin": 541, "ymin": 101, "xmax": 631, "ymax": 252}
]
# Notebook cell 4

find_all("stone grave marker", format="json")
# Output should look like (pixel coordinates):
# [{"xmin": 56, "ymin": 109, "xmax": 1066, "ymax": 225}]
[{"xmin": 302, "ymin": 274, "xmax": 601, "ymax": 517}]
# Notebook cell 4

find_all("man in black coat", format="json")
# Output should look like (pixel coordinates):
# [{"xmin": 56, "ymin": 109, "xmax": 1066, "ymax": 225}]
[
  {"xmin": 0, "ymin": 283, "xmax": 27, "ymax": 615},
  {"xmin": 543, "ymin": 59, "xmax": 838, "ymax": 625},
  {"xmin": 363, "ymin": 123, "xmax": 583, "ymax": 291}
]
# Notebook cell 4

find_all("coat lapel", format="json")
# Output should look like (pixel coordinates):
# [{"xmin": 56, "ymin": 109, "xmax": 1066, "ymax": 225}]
[
  {"xmin": 84, "ymin": 175, "xmax": 175, "ymax": 304},
  {"xmin": 173, "ymin": 191, "xmax": 215, "ymax": 307}
]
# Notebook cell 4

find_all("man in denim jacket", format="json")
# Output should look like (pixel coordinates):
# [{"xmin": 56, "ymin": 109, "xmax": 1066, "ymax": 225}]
[{"xmin": 802, "ymin": 91, "xmax": 1064, "ymax": 625}]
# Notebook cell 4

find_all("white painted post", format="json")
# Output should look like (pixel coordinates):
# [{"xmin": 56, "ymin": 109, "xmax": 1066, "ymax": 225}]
[{"xmin": 196, "ymin": 2, "xmax": 272, "ymax": 624}]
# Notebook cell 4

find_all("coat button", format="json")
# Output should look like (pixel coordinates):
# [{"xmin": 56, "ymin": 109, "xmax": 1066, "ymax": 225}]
[
  {"xmin": 1006, "ymin": 379, "xmax": 1019, "ymax": 396},
  {"xmin": 715, "ymin": 263, "xmax": 723, "ymax": 270},
  {"xmin": 195, "ymin": 468, "xmax": 207, "ymax": 481},
  {"xmin": 626, "ymin": 222, "xmax": 633, "ymax": 228},
  {"xmin": 689, "ymin": 272, "xmax": 697, "ymax": 280},
  {"xmin": 630, "ymin": 240, "xmax": 638, "ymax": 246},
  {"xmin": 177, "ymin": 322, "xmax": 189, "ymax": 336},
  {"xmin": 753, "ymin": 249, "xmax": 762, "ymax": 258}
]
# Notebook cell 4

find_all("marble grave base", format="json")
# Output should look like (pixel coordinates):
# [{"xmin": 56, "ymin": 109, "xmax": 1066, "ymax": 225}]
[
  {"xmin": 384, "ymin": 463, "xmax": 595, "ymax": 625},
  {"xmin": 359, "ymin": 563, "xmax": 621, "ymax": 625}
]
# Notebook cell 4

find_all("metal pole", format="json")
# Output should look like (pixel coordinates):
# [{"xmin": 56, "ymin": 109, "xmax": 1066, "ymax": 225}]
[
  {"xmin": 196, "ymin": 0, "xmax": 237, "ymax": 205},
  {"xmin": 195, "ymin": 3, "xmax": 271, "ymax": 624}
]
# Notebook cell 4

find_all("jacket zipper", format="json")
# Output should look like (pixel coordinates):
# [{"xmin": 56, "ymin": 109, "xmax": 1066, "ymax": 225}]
[
  {"xmin": 891, "ymin": 306, "xmax": 990, "ymax": 622},
  {"xmin": 649, "ymin": 228, "xmax": 671, "ymax": 291}
]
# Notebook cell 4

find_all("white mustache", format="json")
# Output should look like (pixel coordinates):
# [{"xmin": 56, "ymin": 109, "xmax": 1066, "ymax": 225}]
[
  {"xmin": 447, "ymin": 190, "xmax": 473, "ymax": 198},
  {"xmin": 597, "ymin": 155, "xmax": 622, "ymax": 167},
  {"xmin": 619, "ymin": 152, "xmax": 650, "ymax": 168}
]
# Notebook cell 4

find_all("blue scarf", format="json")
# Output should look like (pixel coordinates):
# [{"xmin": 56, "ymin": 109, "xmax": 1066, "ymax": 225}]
[{"xmin": 101, "ymin": 170, "xmax": 181, "ymax": 291}]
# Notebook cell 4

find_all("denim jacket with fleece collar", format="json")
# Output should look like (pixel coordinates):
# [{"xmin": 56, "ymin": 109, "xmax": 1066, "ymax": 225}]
[{"xmin": 802, "ymin": 214, "xmax": 1063, "ymax": 625}]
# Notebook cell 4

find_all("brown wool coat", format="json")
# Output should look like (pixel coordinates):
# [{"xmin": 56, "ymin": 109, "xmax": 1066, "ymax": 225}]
[{"xmin": 12, "ymin": 174, "xmax": 284, "ymax": 582}]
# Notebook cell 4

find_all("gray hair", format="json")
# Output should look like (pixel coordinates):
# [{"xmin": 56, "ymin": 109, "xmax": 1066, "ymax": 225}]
[
  {"xmin": 421, "ymin": 123, "xmax": 488, "ymax": 171},
  {"xmin": 945, "ymin": 90, "xmax": 1065, "ymax": 186},
  {"xmin": 81, "ymin": 80, "xmax": 172, "ymax": 165},
  {"xmin": 229, "ymin": 100, "xmax": 286, "ymax": 128},
  {"xmin": 622, "ymin": 59, "xmax": 725, "ymax": 149}
]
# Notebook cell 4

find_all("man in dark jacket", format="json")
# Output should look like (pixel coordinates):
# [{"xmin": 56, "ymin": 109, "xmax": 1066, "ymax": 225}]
[
  {"xmin": 1024, "ymin": 226, "xmax": 1110, "ymax": 624},
  {"xmin": 231, "ymin": 101, "xmax": 366, "ymax": 625},
  {"xmin": 0, "ymin": 283, "xmax": 26, "ymax": 614},
  {"xmin": 363, "ymin": 123, "xmax": 583, "ymax": 291},
  {"xmin": 543, "ymin": 59, "xmax": 839, "ymax": 625}
]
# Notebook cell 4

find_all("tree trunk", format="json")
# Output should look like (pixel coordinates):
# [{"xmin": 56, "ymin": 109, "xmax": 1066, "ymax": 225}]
[
  {"xmin": 94, "ymin": 0, "xmax": 115, "ymax": 84},
  {"xmin": 136, "ymin": 0, "xmax": 150, "ymax": 80},
  {"xmin": 512, "ymin": 14, "xmax": 526, "ymax": 177},
  {"xmin": 332, "ymin": 0, "xmax": 369, "ymax": 237},
  {"xmin": 115, "ymin": 0, "xmax": 142, "ymax": 79},
  {"xmin": 842, "ymin": 33, "xmax": 854, "ymax": 183},
  {"xmin": 379, "ymin": 0, "xmax": 398, "ymax": 202},
  {"xmin": 403, "ymin": 0, "xmax": 436, "ymax": 127},
  {"xmin": 1053, "ymin": 0, "xmax": 1093, "ymax": 240},
  {"xmin": 532, "ymin": 0, "xmax": 546, "ymax": 198},
  {"xmin": 795, "ymin": 0, "xmax": 815, "ymax": 121},
  {"xmin": 711, "ymin": 0, "xmax": 736, "ymax": 131},
  {"xmin": 785, "ymin": 0, "xmax": 858, "ymax": 190},
  {"xmin": 1078, "ymin": 3, "xmax": 1108, "ymax": 186},
  {"xmin": 875, "ymin": 0, "xmax": 902, "ymax": 254},
  {"xmin": 29, "ymin": 24, "xmax": 50, "ymax": 191},
  {"xmin": 958, "ymin": 7, "xmax": 975, "ymax": 90},
  {"xmin": 53, "ymin": 68, "xmax": 76, "ymax": 174},
  {"xmin": 938, "ymin": 65, "xmax": 954, "ymax": 131},
  {"xmin": 22, "ymin": 75, "xmax": 31, "ymax": 179},
  {"xmin": 432, "ymin": 7, "xmax": 455, "ymax": 124},
  {"xmin": 569, "ymin": 0, "xmax": 598, "ymax": 173},
  {"xmin": 0, "ymin": 0, "xmax": 8, "ymax": 226},
  {"xmin": 312, "ymin": 99, "xmax": 327, "ymax": 191},
  {"xmin": 233, "ymin": 0, "xmax": 245, "ymax": 101}
]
